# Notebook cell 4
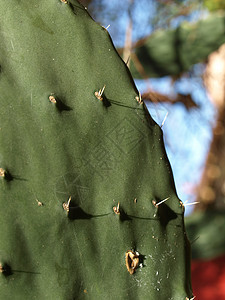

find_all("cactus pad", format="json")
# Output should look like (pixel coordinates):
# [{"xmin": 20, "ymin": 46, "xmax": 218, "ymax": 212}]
[{"xmin": 0, "ymin": 1, "xmax": 192, "ymax": 299}]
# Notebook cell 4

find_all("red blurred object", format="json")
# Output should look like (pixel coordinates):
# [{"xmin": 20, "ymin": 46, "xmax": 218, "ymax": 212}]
[{"xmin": 191, "ymin": 254, "xmax": 225, "ymax": 300}]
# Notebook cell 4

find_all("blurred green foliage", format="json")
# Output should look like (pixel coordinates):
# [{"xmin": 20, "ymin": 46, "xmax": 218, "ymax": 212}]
[
  {"xmin": 130, "ymin": 13, "xmax": 225, "ymax": 78},
  {"xmin": 204, "ymin": 0, "xmax": 225, "ymax": 11},
  {"xmin": 185, "ymin": 211, "xmax": 225, "ymax": 259}
]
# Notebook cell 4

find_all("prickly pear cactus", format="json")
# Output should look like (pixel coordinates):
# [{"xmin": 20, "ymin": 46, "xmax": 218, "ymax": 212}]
[
  {"xmin": 0, "ymin": 1, "xmax": 193, "ymax": 299},
  {"xmin": 130, "ymin": 12, "xmax": 225, "ymax": 78}
]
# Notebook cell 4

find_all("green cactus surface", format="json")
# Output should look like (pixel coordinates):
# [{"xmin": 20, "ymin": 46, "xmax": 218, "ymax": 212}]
[{"xmin": 0, "ymin": 1, "xmax": 192, "ymax": 299}]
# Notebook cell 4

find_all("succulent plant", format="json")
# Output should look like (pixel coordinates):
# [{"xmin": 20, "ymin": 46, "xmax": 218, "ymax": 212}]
[
  {"xmin": 129, "ymin": 12, "xmax": 225, "ymax": 78},
  {"xmin": 0, "ymin": 0, "xmax": 192, "ymax": 299}
]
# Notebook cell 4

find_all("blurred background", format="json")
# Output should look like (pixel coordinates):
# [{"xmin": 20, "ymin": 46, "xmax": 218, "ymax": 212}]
[{"xmin": 80, "ymin": 0, "xmax": 225, "ymax": 298}]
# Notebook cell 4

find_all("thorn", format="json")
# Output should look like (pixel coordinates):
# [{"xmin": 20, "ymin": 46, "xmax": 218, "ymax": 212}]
[
  {"xmin": 154, "ymin": 197, "xmax": 170, "ymax": 207},
  {"xmin": 30, "ymin": 92, "xmax": 33, "ymax": 106},
  {"xmin": 49, "ymin": 95, "xmax": 57, "ymax": 104},
  {"xmin": 0, "ymin": 168, "xmax": 5, "ymax": 177},
  {"xmin": 152, "ymin": 200, "xmax": 157, "ymax": 206},
  {"xmin": 161, "ymin": 112, "xmax": 168, "ymax": 128},
  {"xmin": 113, "ymin": 202, "xmax": 120, "ymax": 215},
  {"xmin": 179, "ymin": 200, "xmax": 185, "ymax": 211},
  {"xmin": 10, "ymin": 40, "xmax": 14, "ymax": 51},
  {"xmin": 105, "ymin": 24, "xmax": 110, "ymax": 30},
  {"xmin": 36, "ymin": 199, "xmax": 43, "ymax": 206},
  {"xmin": 63, "ymin": 196, "xmax": 71, "ymax": 212},
  {"xmin": 99, "ymin": 85, "xmax": 105, "ymax": 97},
  {"xmin": 125, "ymin": 55, "xmax": 130, "ymax": 65},
  {"xmin": 190, "ymin": 236, "xmax": 200, "ymax": 245},
  {"xmin": 94, "ymin": 85, "xmax": 106, "ymax": 101},
  {"xmin": 184, "ymin": 201, "xmax": 199, "ymax": 207},
  {"xmin": 135, "ymin": 91, "xmax": 143, "ymax": 104},
  {"xmin": 0, "ymin": 264, "xmax": 4, "ymax": 273}
]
